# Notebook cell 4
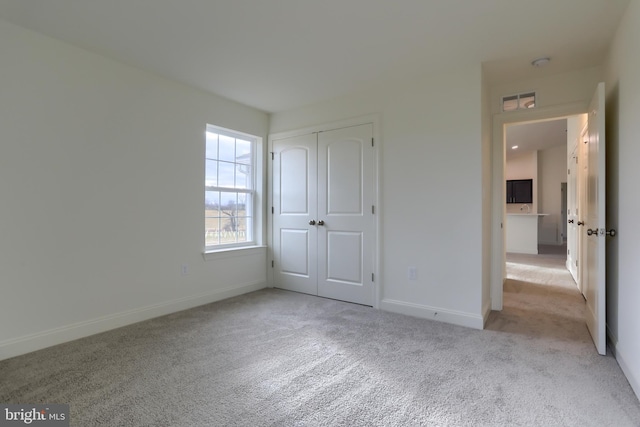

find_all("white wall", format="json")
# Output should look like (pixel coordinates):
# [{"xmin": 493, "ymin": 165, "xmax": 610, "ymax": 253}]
[
  {"xmin": 603, "ymin": 0, "xmax": 640, "ymax": 400},
  {"xmin": 538, "ymin": 144, "xmax": 568, "ymax": 245},
  {"xmin": 271, "ymin": 64, "xmax": 487, "ymax": 328},
  {"xmin": 0, "ymin": 20, "xmax": 269, "ymax": 360},
  {"xmin": 481, "ymin": 68, "xmax": 493, "ymax": 322}
]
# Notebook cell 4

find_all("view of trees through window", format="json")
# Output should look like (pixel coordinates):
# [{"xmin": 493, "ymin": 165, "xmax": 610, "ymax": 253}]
[{"xmin": 205, "ymin": 126, "xmax": 255, "ymax": 248}]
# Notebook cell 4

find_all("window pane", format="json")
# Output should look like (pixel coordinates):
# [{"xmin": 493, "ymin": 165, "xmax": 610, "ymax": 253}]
[
  {"xmin": 205, "ymin": 160, "xmax": 218, "ymax": 187},
  {"xmin": 236, "ymin": 193, "xmax": 250, "ymax": 243},
  {"xmin": 205, "ymin": 191, "xmax": 221, "ymax": 216},
  {"xmin": 236, "ymin": 139, "xmax": 252, "ymax": 165},
  {"xmin": 236, "ymin": 217, "xmax": 249, "ymax": 243},
  {"xmin": 218, "ymin": 162, "xmax": 235, "ymax": 188},
  {"xmin": 218, "ymin": 134, "xmax": 236, "ymax": 162},
  {"xmin": 237, "ymin": 193, "xmax": 247, "ymax": 215},
  {"xmin": 235, "ymin": 163, "xmax": 251, "ymax": 189},
  {"xmin": 205, "ymin": 132, "xmax": 218, "ymax": 159},
  {"xmin": 220, "ymin": 192, "xmax": 237, "ymax": 245},
  {"xmin": 220, "ymin": 192, "xmax": 237, "ymax": 214},
  {"xmin": 205, "ymin": 217, "xmax": 220, "ymax": 246}
]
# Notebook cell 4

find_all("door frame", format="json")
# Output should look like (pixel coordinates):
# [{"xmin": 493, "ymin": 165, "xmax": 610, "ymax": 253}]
[
  {"xmin": 267, "ymin": 114, "xmax": 382, "ymax": 308},
  {"xmin": 491, "ymin": 102, "xmax": 587, "ymax": 310}
]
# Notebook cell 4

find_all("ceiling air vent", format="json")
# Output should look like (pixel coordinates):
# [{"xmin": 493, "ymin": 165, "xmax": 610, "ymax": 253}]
[{"xmin": 502, "ymin": 92, "xmax": 536, "ymax": 112}]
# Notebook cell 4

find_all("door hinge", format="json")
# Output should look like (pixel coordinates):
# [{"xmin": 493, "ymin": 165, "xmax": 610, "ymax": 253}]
[
  {"xmin": 371, "ymin": 138, "xmax": 374, "ymax": 147},
  {"xmin": 372, "ymin": 205, "xmax": 375, "ymax": 214},
  {"xmin": 568, "ymin": 169, "xmax": 570, "ymax": 175},
  {"xmin": 271, "ymin": 260, "xmax": 274, "ymax": 268},
  {"xmin": 271, "ymin": 152, "xmax": 274, "ymax": 160},
  {"xmin": 371, "ymin": 273, "xmax": 374, "ymax": 282},
  {"xmin": 271, "ymin": 207, "xmax": 274, "ymax": 214}
]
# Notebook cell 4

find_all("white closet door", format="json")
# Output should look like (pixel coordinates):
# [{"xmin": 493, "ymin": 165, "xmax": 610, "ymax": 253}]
[
  {"xmin": 272, "ymin": 133, "xmax": 318, "ymax": 295},
  {"xmin": 317, "ymin": 124, "xmax": 375, "ymax": 306},
  {"xmin": 272, "ymin": 123, "xmax": 376, "ymax": 306}
]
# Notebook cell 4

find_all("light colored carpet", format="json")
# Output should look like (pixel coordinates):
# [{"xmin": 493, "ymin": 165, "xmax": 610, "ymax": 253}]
[{"xmin": 1, "ymin": 259, "xmax": 639, "ymax": 426}]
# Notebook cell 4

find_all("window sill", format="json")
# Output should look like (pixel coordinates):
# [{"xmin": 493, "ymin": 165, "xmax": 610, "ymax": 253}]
[{"xmin": 202, "ymin": 245, "xmax": 267, "ymax": 262}]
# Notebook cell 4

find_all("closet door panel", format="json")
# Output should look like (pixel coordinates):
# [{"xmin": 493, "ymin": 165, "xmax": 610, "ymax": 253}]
[
  {"xmin": 272, "ymin": 133, "xmax": 318, "ymax": 295},
  {"xmin": 317, "ymin": 124, "xmax": 374, "ymax": 305}
]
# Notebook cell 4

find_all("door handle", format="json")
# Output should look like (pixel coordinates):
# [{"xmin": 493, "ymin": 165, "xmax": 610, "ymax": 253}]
[
  {"xmin": 577, "ymin": 221, "xmax": 585, "ymax": 226},
  {"xmin": 588, "ymin": 228, "xmax": 617, "ymax": 237},
  {"xmin": 309, "ymin": 220, "xmax": 316, "ymax": 225},
  {"xmin": 568, "ymin": 219, "xmax": 574, "ymax": 224},
  {"xmin": 317, "ymin": 220, "xmax": 325, "ymax": 226}
]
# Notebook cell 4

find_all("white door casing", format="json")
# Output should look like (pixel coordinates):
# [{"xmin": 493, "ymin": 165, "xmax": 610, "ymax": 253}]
[
  {"xmin": 584, "ymin": 82, "xmax": 606, "ymax": 355},
  {"xmin": 578, "ymin": 122, "xmax": 589, "ymax": 295},
  {"xmin": 567, "ymin": 143, "xmax": 578, "ymax": 282},
  {"xmin": 271, "ymin": 123, "xmax": 376, "ymax": 306}
]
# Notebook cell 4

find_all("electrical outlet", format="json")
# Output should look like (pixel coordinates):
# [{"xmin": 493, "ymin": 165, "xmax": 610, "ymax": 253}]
[
  {"xmin": 408, "ymin": 267, "xmax": 417, "ymax": 281},
  {"xmin": 181, "ymin": 264, "xmax": 189, "ymax": 276}
]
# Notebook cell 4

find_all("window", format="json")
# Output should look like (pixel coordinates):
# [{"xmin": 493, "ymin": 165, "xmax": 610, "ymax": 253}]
[
  {"xmin": 502, "ymin": 92, "xmax": 536, "ymax": 112},
  {"xmin": 205, "ymin": 125, "xmax": 257, "ymax": 250}
]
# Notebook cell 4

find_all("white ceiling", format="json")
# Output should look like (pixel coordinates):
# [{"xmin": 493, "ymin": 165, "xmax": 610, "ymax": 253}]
[
  {"xmin": 0, "ymin": 0, "xmax": 630, "ymax": 113},
  {"xmin": 506, "ymin": 119, "xmax": 568, "ymax": 159}
]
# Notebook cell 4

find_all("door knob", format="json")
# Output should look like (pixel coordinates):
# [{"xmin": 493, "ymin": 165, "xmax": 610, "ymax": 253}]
[
  {"xmin": 309, "ymin": 220, "xmax": 316, "ymax": 225},
  {"xmin": 568, "ymin": 219, "xmax": 574, "ymax": 224},
  {"xmin": 317, "ymin": 220, "xmax": 325, "ymax": 226},
  {"xmin": 587, "ymin": 228, "xmax": 617, "ymax": 237},
  {"xmin": 577, "ymin": 221, "xmax": 585, "ymax": 226}
]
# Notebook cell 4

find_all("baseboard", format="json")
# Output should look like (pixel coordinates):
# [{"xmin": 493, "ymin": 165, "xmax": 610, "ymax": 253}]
[
  {"xmin": 380, "ymin": 299, "xmax": 485, "ymax": 330},
  {"xmin": 0, "ymin": 281, "xmax": 267, "ymax": 361},
  {"xmin": 482, "ymin": 298, "xmax": 492, "ymax": 327},
  {"xmin": 613, "ymin": 344, "xmax": 640, "ymax": 403},
  {"xmin": 607, "ymin": 326, "xmax": 640, "ymax": 402},
  {"xmin": 538, "ymin": 240, "xmax": 562, "ymax": 246},
  {"xmin": 606, "ymin": 324, "xmax": 618, "ymax": 356}
]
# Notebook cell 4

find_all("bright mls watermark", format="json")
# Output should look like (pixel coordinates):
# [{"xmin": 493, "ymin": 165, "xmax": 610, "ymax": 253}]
[{"xmin": 1, "ymin": 405, "xmax": 69, "ymax": 426}]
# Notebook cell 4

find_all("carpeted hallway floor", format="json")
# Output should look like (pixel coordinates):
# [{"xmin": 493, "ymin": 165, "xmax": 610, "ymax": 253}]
[{"xmin": 1, "ymin": 250, "xmax": 639, "ymax": 426}]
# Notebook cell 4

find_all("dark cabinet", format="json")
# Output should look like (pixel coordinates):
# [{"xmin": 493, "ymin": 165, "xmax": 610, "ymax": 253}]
[{"xmin": 506, "ymin": 179, "xmax": 532, "ymax": 204}]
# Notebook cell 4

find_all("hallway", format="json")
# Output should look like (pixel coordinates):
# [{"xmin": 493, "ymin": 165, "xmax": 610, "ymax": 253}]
[{"xmin": 494, "ymin": 244, "xmax": 585, "ymax": 341}]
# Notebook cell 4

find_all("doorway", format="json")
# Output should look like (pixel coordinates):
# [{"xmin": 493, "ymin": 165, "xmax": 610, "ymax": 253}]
[
  {"xmin": 491, "ymin": 103, "xmax": 588, "ymax": 311},
  {"xmin": 504, "ymin": 118, "xmax": 571, "ymax": 256},
  {"xmin": 503, "ymin": 118, "xmax": 575, "ymax": 313},
  {"xmin": 491, "ymin": 84, "xmax": 607, "ymax": 355}
]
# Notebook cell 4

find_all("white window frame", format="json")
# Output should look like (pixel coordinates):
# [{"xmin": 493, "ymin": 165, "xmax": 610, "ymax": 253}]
[{"xmin": 205, "ymin": 124, "xmax": 261, "ymax": 253}]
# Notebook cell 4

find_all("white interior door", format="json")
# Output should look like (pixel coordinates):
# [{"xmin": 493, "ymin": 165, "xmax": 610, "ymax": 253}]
[
  {"xmin": 272, "ymin": 133, "xmax": 318, "ymax": 295},
  {"xmin": 317, "ymin": 125, "xmax": 375, "ymax": 305},
  {"xmin": 584, "ymin": 82, "xmax": 607, "ymax": 355},
  {"xmin": 272, "ymin": 124, "xmax": 375, "ymax": 306}
]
